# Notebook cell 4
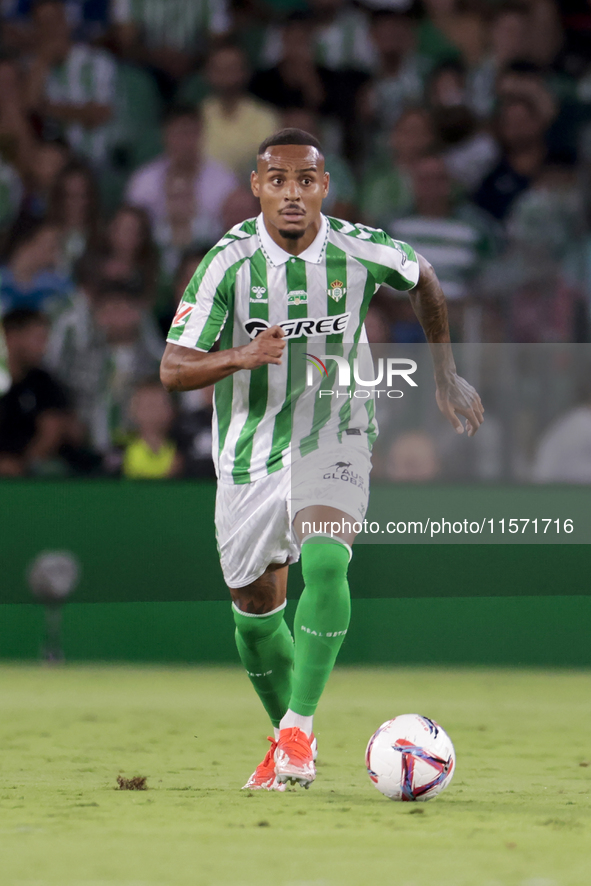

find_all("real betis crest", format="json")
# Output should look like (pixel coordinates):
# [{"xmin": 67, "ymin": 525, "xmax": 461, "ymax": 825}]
[{"xmin": 328, "ymin": 279, "xmax": 346, "ymax": 302}]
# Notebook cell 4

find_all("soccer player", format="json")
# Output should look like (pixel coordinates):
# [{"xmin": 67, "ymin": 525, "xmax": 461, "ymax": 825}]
[{"xmin": 160, "ymin": 129, "xmax": 483, "ymax": 790}]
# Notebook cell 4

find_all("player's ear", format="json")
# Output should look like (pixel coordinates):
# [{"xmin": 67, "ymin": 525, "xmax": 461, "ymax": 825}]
[
  {"xmin": 251, "ymin": 170, "xmax": 260, "ymax": 198},
  {"xmin": 323, "ymin": 172, "xmax": 330, "ymax": 198}
]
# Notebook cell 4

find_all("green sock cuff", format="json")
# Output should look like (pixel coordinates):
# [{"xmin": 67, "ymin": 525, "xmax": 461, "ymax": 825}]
[{"xmin": 301, "ymin": 534, "xmax": 352, "ymax": 562}]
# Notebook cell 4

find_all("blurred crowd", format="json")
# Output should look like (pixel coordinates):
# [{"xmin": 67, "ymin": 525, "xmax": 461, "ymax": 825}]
[{"xmin": 1, "ymin": 0, "xmax": 591, "ymax": 480}]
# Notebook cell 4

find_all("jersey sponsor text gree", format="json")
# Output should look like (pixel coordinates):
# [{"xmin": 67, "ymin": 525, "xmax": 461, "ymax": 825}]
[{"xmin": 244, "ymin": 313, "xmax": 351, "ymax": 340}]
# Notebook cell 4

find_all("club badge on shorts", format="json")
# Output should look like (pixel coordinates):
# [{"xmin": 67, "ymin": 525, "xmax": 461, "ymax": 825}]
[{"xmin": 328, "ymin": 280, "xmax": 346, "ymax": 302}]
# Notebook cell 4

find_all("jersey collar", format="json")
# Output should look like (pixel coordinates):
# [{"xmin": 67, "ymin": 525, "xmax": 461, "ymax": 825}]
[{"xmin": 256, "ymin": 213, "xmax": 329, "ymax": 266}]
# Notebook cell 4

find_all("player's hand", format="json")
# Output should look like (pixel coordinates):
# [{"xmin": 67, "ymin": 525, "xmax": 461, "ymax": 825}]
[
  {"xmin": 435, "ymin": 372, "xmax": 484, "ymax": 437},
  {"xmin": 237, "ymin": 326, "xmax": 286, "ymax": 370}
]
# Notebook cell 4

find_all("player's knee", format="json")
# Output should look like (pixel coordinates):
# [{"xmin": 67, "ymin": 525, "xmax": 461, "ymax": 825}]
[
  {"xmin": 301, "ymin": 540, "xmax": 350, "ymax": 597},
  {"xmin": 230, "ymin": 570, "xmax": 286, "ymax": 620}
]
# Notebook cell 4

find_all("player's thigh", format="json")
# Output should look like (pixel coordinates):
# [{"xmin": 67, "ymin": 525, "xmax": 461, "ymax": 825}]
[
  {"xmin": 290, "ymin": 438, "xmax": 371, "ymax": 547},
  {"xmin": 229, "ymin": 562, "xmax": 289, "ymax": 614},
  {"xmin": 215, "ymin": 467, "xmax": 298, "ymax": 591}
]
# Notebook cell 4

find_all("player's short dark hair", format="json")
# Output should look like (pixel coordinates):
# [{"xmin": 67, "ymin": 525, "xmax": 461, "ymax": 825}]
[
  {"xmin": 2, "ymin": 308, "xmax": 49, "ymax": 334},
  {"xmin": 257, "ymin": 128, "xmax": 323, "ymax": 157}
]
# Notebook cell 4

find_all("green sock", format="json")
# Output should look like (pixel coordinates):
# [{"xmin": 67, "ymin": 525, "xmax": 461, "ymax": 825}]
[
  {"xmin": 289, "ymin": 537, "xmax": 352, "ymax": 717},
  {"xmin": 233, "ymin": 603, "xmax": 294, "ymax": 729}
]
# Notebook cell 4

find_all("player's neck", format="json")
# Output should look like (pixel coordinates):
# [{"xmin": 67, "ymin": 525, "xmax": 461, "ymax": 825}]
[{"xmin": 262, "ymin": 214, "xmax": 322, "ymax": 256}]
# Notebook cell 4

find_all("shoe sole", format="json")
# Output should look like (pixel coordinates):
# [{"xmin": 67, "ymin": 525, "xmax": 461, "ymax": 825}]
[
  {"xmin": 276, "ymin": 771, "xmax": 315, "ymax": 789},
  {"xmin": 242, "ymin": 777, "xmax": 286, "ymax": 792}
]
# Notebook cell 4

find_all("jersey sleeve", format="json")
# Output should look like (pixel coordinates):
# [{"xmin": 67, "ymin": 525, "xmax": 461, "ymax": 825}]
[
  {"xmin": 368, "ymin": 229, "xmax": 420, "ymax": 291},
  {"xmin": 328, "ymin": 219, "xmax": 420, "ymax": 291},
  {"xmin": 166, "ymin": 252, "xmax": 229, "ymax": 352}
]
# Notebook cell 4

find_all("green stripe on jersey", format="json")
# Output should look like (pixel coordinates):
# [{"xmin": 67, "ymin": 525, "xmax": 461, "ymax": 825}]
[
  {"xmin": 232, "ymin": 254, "xmax": 269, "ymax": 483},
  {"xmin": 266, "ymin": 257, "xmax": 308, "ymax": 474}
]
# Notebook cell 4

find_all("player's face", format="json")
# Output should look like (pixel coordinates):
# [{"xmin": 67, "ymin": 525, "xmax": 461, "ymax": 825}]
[{"xmin": 251, "ymin": 145, "xmax": 329, "ymax": 242}]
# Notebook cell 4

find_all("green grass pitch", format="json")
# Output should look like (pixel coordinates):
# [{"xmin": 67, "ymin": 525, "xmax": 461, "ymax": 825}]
[{"xmin": 1, "ymin": 664, "xmax": 590, "ymax": 886}]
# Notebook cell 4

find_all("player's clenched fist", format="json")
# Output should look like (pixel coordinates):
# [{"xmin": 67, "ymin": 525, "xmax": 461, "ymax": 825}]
[{"xmin": 237, "ymin": 325, "xmax": 286, "ymax": 369}]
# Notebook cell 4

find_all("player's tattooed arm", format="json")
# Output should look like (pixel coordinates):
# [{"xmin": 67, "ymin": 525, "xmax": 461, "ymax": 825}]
[
  {"xmin": 409, "ymin": 253, "xmax": 484, "ymax": 437},
  {"xmin": 409, "ymin": 253, "xmax": 451, "ymax": 346},
  {"xmin": 160, "ymin": 327, "xmax": 286, "ymax": 392}
]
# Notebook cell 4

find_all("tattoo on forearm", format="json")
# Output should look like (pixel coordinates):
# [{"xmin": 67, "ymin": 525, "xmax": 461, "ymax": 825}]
[
  {"xmin": 410, "ymin": 256, "xmax": 456, "ymax": 379},
  {"xmin": 410, "ymin": 261, "xmax": 450, "ymax": 343}
]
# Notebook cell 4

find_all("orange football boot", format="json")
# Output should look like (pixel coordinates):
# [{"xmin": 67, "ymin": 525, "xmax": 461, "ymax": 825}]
[
  {"xmin": 275, "ymin": 727, "xmax": 316, "ymax": 788},
  {"xmin": 242, "ymin": 737, "xmax": 285, "ymax": 791}
]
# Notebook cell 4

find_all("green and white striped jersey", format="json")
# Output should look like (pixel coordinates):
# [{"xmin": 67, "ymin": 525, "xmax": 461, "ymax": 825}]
[
  {"xmin": 167, "ymin": 214, "xmax": 419, "ymax": 485},
  {"xmin": 112, "ymin": 0, "xmax": 229, "ymax": 49},
  {"xmin": 46, "ymin": 44, "xmax": 116, "ymax": 167}
]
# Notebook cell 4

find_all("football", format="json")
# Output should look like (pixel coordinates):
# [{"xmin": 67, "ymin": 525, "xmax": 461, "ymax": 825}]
[{"xmin": 365, "ymin": 713, "xmax": 455, "ymax": 801}]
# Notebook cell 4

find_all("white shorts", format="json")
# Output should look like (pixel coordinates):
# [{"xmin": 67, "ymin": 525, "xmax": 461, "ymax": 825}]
[{"xmin": 215, "ymin": 438, "xmax": 371, "ymax": 588}]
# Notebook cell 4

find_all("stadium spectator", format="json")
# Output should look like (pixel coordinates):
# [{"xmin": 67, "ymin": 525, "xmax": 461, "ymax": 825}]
[
  {"xmin": 18, "ymin": 138, "xmax": 70, "ymax": 222},
  {"xmin": 1, "ymin": 0, "xmax": 110, "ymax": 48},
  {"xmin": 125, "ymin": 106, "xmax": 238, "ymax": 235},
  {"xmin": 260, "ymin": 0, "xmax": 376, "ymax": 72},
  {"xmin": 393, "ymin": 155, "xmax": 494, "ymax": 286},
  {"xmin": 24, "ymin": 0, "xmax": 118, "ymax": 168},
  {"xmin": 48, "ymin": 159, "xmax": 101, "ymax": 273},
  {"xmin": 308, "ymin": 0, "xmax": 376, "ymax": 71},
  {"xmin": 560, "ymin": 0, "xmax": 591, "ymax": 77},
  {"xmin": 116, "ymin": 378, "xmax": 183, "ymax": 479},
  {"xmin": 427, "ymin": 62, "xmax": 499, "ymax": 191},
  {"xmin": 250, "ymin": 13, "xmax": 369, "ymax": 158},
  {"xmin": 111, "ymin": 0, "xmax": 231, "ymax": 97},
  {"xmin": 506, "ymin": 152, "xmax": 584, "ymax": 260},
  {"xmin": 382, "ymin": 430, "xmax": 440, "ymax": 481},
  {"xmin": 0, "ymin": 53, "xmax": 36, "ymax": 182},
  {"xmin": 47, "ymin": 279, "xmax": 163, "ymax": 453},
  {"xmin": 474, "ymin": 96, "xmax": 548, "ymax": 222},
  {"xmin": 482, "ymin": 153, "xmax": 585, "ymax": 344},
  {"xmin": 468, "ymin": 2, "xmax": 533, "ymax": 118},
  {"xmin": 390, "ymin": 154, "xmax": 494, "ymax": 339},
  {"xmin": 175, "ymin": 382, "xmax": 216, "ymax": 478},
  {"xmin": 0, "ymin": 307, "xmax": 70, "ymax": 476},
  {"xmin": 0, "ymin": 157, "xmax": 23, "ymax": 241},
  {"xmin": 152, "ymin": 172, "xmax": 207, "ymax": 296},
  {"xmin": 99, "ymin": 205, "xmax": 158, "ymax": 300},
  {"xmin": 0, "ymin": 311, "xmax": 9, "ymax": 394},
  {"xmin": 250, "ymin": 16, "xmax": 328, "ymax": 114},
  {"xmin": 427, "ymin": 57, "xmax": 467, "ymax": 108},
  {"xmin": 0, "ymin": 217, "xmax": 72, "ymax": 313},
  {"xmin": 358, "ymin": 107, "xmax": 436, "ymax": 228},
  {"xmin": 532, "ymin": 378, "xmax": 591, "ymax": 483},
  {"xmin": 359, "ymin": 9, "xmax": 429, "ymax": 139},
  {"xmin": 44, "ymin": 251, "xmax": 105, "ymax": 376},
  {"xmin": 198, "ymin": 43, "xmax": 280, "ymax": 182},
  {"xmin": 418, "ymin": 0, "xmax": 485, "ymax": 68},
  {"xmin": 164, "ymin": 241, "xmax": 215, "ymax": 477},
  {"xmin": 156, "ymin": 246, "xmax": 205, "ymax": 335},
  {"xmin": 220, "ymin": 187, "xmax": 260, "ymax": 232}
]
